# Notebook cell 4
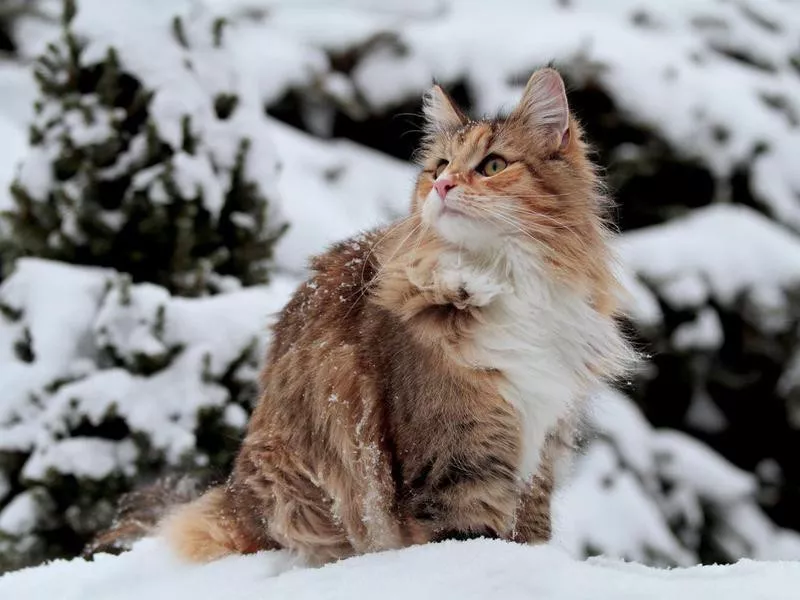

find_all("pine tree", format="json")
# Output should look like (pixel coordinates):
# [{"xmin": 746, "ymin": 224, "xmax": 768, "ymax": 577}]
[
  {"xmin": 0, "ymin": 0, "xmax": 286, "ymax": 297},
  {"xmin": 0, "ymin": 0, "xmax": 289, "ymax": 571}
]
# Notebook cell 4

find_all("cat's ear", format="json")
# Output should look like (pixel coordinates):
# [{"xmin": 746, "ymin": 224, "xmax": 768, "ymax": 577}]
[
  {"xmin": 510, "ymin": 68, "xmax": 571, "ymax": 153},
  {"xmin": 423, "ymin": 84, "xmax": 467, "ymax": 131}
]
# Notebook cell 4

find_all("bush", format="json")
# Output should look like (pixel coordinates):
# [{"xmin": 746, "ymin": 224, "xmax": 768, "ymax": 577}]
[{"xmin": 1, "ymin": 0, "xmax": 286, "ymax": 296}]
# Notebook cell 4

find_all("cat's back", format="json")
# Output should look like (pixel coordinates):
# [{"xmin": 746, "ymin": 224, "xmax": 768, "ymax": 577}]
[{"xmin": 266, "ymin": 228, "xmax": 385, "ymax": 367}]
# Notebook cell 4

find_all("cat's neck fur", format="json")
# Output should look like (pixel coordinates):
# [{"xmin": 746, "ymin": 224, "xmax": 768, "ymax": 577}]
[{"xmin": 375, "ymin": 221, "xmax": 631, "ymax": 482}]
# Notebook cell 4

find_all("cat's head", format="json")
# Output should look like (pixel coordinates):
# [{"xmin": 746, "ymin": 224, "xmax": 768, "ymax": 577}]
[{"xmin": 414, "ymin": 68, "xmax": 606, "ymax": 259}]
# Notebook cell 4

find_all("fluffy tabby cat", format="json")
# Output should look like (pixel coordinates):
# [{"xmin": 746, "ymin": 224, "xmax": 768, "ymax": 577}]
[{"xmin": 102, "ymin": 68, "xmax": 634, "ymax": 565}]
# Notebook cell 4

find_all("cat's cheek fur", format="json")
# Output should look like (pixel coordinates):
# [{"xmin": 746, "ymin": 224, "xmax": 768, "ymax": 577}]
[{"xmin": 420, "ymin": 190, "xmax": 442, "ymax": 226}]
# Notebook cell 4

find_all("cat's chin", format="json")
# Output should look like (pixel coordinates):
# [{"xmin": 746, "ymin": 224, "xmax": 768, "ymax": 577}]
[
  {"xmin": 432, "ymin": 212, "xmax": 502, "ymax": 252},
  {"xmin": 421, "ymin": 193, "xmax": 504, "ymax": 252}
]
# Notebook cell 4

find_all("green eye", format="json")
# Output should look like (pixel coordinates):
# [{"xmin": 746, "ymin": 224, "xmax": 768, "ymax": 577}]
[
  {"xmin": 434, "ymin": 160, "xmax": 449, "ymax": 178},
  {"xmin": 478, "ymin": 155, "xmax": 507, "ymax": 176}
]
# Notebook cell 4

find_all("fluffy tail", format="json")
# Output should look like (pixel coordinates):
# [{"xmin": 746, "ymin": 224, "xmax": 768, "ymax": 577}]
[
  {"xmin": 89, "ymin": 475, "xmax": 264, "ymax": 562},
  {"xmin": 87, "ymin": 475, "xmax": 203, "ymax": 556},
  {"xmin": 157, "ymin": 485, "xmax": 263, "ymax": 562}
]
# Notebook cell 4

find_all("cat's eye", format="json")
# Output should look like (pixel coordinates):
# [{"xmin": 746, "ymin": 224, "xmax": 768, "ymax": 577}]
[
  {"xmin": 434, "ymin": 160, "xmax": 449, "ymax": 178},
  {"xmin": 478, "ymin": 155, "xmax": 507, "ymax": 177}
]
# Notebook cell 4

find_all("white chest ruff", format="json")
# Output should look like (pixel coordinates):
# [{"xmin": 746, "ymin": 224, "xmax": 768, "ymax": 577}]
[{"xmin": 444, "ymin": 248, "xmax": 625, "ymax": 482}]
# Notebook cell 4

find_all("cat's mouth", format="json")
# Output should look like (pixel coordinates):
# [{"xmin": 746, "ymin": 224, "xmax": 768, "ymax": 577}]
[{"xmin": 440, "ymin": 202, "xmax": 469, "ymax": 218}]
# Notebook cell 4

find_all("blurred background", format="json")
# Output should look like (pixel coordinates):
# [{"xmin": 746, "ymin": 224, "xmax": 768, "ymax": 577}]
[{"xmin": 1, "ymin": 0, "xmax": 800, "ymax": 573}]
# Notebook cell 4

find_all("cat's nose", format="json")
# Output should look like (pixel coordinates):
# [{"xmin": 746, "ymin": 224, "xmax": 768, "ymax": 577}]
[{"xmin": 434, "ymin": 177, "xmax": 456, "ymax": 200}]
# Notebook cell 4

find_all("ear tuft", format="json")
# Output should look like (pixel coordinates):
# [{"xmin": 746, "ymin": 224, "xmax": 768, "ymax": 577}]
[
  {"xmin": 510, "ymin": 68, "xmax": 570, "ymax": 152},
  {"xmin": 422, "ymin": 85, "xmax": 467, "ymax": 131}
]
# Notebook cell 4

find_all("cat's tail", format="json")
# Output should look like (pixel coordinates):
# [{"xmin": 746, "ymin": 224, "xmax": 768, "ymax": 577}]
[
  {"xmin": 157, "ymin": 485, "xmax": 262, "ymax": 562},
  {"xmin": 89, "ymin": 476, "xmax": 264, "ymax": 562},
  {"xmin": 86, "ymin": 474, "xmax": 204, "ymax": 556}
]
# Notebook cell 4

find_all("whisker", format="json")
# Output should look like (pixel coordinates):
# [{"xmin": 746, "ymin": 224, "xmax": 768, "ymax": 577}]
[
  {"xmin": 462, "ymin": 192, "xmax": 578, "ymax": 199},
  {"xmin": 343, "ymin": 219, "xmax": 424, "ymax": 319},
  {"xmin": 357, "ymin": 214, "xmax": 415, "ymax": 289},
  {"xmin": 469, "ymin": 205, "xmax": 547, "ymax": 249},
  {"xmin": 479, "ymin": 201, "xmax": 587, "ymax": 239}
]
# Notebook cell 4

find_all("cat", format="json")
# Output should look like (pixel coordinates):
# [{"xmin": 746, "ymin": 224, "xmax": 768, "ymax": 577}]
[{"xmin": 97, "ymin": 67, "xmax": 634, "ymax": 565}]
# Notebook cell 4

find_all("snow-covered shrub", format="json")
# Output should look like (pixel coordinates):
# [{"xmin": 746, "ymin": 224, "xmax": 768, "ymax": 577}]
[
  {"xmin": 0, "ymin": 0, "xmax": 294, "ymax": 571},
  {"xmin": 557, "ymin": 386, "xmax": 800, "ymax": 566},
  {"xmin": 0, "ymin": 258, "xmax": 297, "ymax": 571},
  {"xmin": 616, "ymin": 205, "xmax": 800, "ymax": 535},
  {"xmin": 1, "ymin": 0, "xmax": 286, "ymax": 296}
]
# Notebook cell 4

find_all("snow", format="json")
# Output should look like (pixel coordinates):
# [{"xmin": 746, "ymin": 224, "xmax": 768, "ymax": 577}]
[
  {"xmin": 620, "ymin": 205, "xmax": 800, "ymax": 312},
  {"xmin": 685, "ymin": 391, "xmax": 728, "ymax": 434},
  {"xmin": 556, "ymin": 440, "xmax": 695, "ymax": 566},
  {"xmin": 266, "ymin": 118, "xmax": 415, "ymax": 273},
  {"xmin": 3, "ymin": 536, "xmax": 800, "ymax": 600},
  {"xmin": 556, "ymin": 387, "xmax": 800, "ymax": 565},
  {"xmin": 180, "ymin": 0, "xmax": 800, "ymax": 232},
  {"xmin": 671, "ymin": 308, "xmax": 723, "ymax": 352},
  {"xmin": 0, "ymin": 258, "xmax": 299, "ymax": 481},
  {"xmin": 654, "ymin": 431, "xmax": 754, "ymax": 504},
  {"xmin": 0, "ymin": 491, "xmax": 41, "ymax": 537},
  {"xmin": 8, "ymin": 0, "xmax": 287, "ymax": 234},
  {"xmin": 22, "ymin": 438, "xmax": 139, "ymax": 481},
  {"xmin": 2, "ymin": 0, "xmax": 800, "ymax": 585},
  {"xmin": 0, "ymin": 62, "xmax": 32, "ymax": 213}
]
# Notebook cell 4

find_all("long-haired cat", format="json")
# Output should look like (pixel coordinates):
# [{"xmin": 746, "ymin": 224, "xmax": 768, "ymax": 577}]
[{"xmin": 98, "ymin": 68, "xmax": 634, "ymax": 565}]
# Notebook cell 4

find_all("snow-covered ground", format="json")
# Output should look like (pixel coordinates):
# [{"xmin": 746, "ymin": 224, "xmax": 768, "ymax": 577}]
[
  {"xmin": 3, "ymin": 536, "xmax": 800, "ymax": 600},
  {"xmin": 2, "ymin": 0, "xmax": 800, "ymax": 591}
]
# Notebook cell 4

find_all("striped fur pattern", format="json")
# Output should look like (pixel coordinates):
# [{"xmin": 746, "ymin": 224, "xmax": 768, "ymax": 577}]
[{"xmin": 150, "ymin": 68, "xmax": 634, "ymax": 565}]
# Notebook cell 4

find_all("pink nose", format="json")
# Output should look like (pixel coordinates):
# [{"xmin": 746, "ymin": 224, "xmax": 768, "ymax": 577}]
[{"xmin": 434, "ymin": 177, "xmax": 456, "ymax": 200}]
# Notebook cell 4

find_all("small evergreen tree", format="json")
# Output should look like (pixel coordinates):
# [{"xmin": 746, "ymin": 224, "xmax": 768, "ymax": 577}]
[
  {"xmin": 1, "ymin": 0, "xmax": 286, "ymax": 296},
  {"xmin": 0, "ymin": 0, "xmax": 289, "ymax": 571}
]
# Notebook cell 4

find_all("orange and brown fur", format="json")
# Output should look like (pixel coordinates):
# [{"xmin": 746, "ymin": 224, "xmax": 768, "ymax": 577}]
[{"xmin": 119, "ymin": 68, "xmax": 634, "ymax": 565}]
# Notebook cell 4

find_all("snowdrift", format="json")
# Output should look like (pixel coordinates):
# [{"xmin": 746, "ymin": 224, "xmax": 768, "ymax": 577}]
[{"xmin": 2, "ymin": 537, "xmax": 799, "ymax": 600}]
